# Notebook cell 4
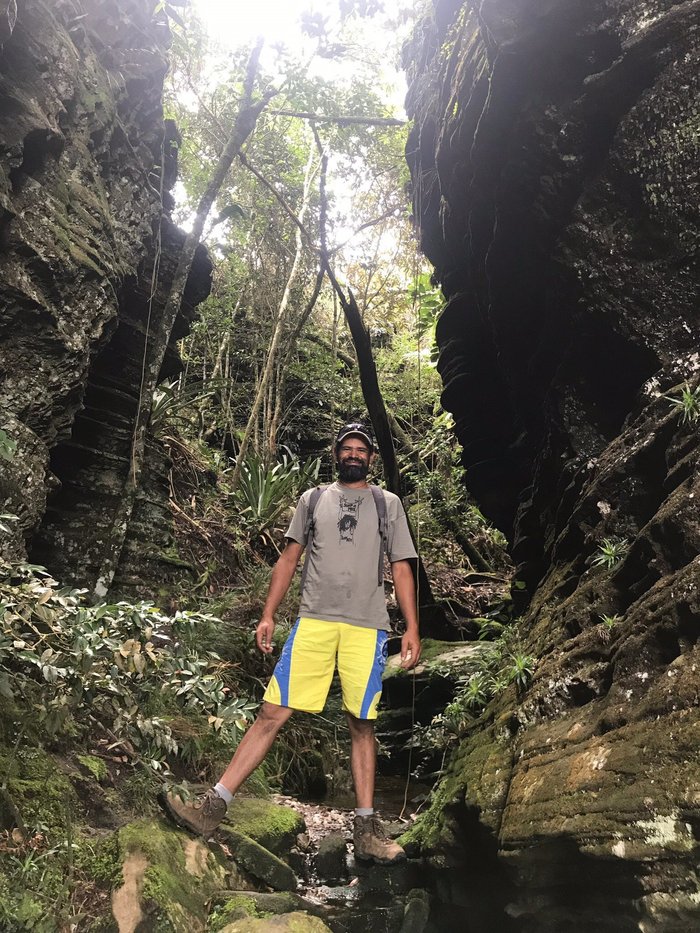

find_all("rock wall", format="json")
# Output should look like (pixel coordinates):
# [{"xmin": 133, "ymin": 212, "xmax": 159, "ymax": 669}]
[
  {"xmin": 404, "ymin": 1, "xmax": 700, "ymax": 930},
  {"xmin": 0, "ymin": 0, "xmax": 210, "ymax": 594}
]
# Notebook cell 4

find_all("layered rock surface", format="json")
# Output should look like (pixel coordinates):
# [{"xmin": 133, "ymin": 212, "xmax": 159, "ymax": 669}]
[
  {"xmin": 404, "ymin": 0, "xmax": 700, "ymax": 930},
  {"xmin": 0, "ymin": 0, "xmax": 210, "ymax": 593}
]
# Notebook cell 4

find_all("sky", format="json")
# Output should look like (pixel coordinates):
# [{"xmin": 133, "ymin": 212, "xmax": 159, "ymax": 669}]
[
  {"xmin": 173, "ymin": 0, "xmax": 420, "ymax": 269},
  {"xmin": 188, "ymin": 0, "xmax": 411, "ymax": 115}
]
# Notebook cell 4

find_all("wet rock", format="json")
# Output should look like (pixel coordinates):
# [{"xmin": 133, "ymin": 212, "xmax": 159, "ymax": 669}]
[
  {"xmin": 111, "ymin": 818, "xmax": 228, "ymax": 931},
  {"xmin": 210, "ymin": 891, "xmax": 332, "ymax": 931},
  {"xmin": 314, "ymin": 832, "xmax": 348, "ymax": 883},
  {"xmin": 218, "ymin": 913, "xmax": 333, "ymax": 933},
  {"xmin": 0, "ymin": 0, "xmax": 211, "ymax": 596},
  {"xmin": 218, "ymin": 827, "xmax": 298, "ymax": 892},
  {"xmin": 400, "ymin": 889, "xmax": 430, "ymax": 933}
]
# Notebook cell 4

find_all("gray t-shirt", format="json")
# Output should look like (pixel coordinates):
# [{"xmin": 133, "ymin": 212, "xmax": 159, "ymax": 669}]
[{"xmin": 285, "ymin": 482, "xmax": 417, "ymax": 631}]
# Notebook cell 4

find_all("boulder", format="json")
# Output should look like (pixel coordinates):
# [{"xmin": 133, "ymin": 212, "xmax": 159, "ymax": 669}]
[
  {"xmin": 218, "ymin": 912, "xmax": 333, "ymax": 933},
  {"xmin": 110, "ymin": 818, "xmax": 228, "ymax": 932},
  {"xmin": 314, "ymin": 832, "xmax": 348, "ymax": 883},
  {"xmin": 224, "ymin": 797, "xmax": 306, "ymax": 857},
  {"xmin": 219, "ymin": 827, "xmax": 297, "ymax": 892}
]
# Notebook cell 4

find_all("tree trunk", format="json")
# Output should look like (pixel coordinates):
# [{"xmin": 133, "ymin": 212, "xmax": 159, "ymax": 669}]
[{"xmin": 93, "ymin": 40, "xmax": 269, "ymax": 600}]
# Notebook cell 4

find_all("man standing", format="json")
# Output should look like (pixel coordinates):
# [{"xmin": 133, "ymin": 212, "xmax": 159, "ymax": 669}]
[{"xmin": 162, "ymin": 422, "xmax": 421, "ymax": 864}]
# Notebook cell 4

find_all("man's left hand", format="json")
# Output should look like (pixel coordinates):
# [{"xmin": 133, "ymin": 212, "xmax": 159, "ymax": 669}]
[{"xmin": 400, "ymin": 629, "xmax": 421, "ymax": 669}]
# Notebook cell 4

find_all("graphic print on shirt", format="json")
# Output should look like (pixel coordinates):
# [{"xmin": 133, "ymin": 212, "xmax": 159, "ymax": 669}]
[{"xmin": 337, "ymin": 494, "xmax": 362, "ymax": 544}]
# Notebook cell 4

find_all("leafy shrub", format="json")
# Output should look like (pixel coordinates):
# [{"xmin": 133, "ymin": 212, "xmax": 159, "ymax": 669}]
[{"xmin": 0, "ymin": 562, "xmax": 257, "ymax": 775}]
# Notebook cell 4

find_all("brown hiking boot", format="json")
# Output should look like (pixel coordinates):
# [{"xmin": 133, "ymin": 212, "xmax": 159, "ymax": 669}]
[
  {"xmin": 353, "ymin": 814, "xmax": 406, "ymax": 864},
  {"xmin": 160, "ymin": 787, "xmax": 227, "ymax": 837}
]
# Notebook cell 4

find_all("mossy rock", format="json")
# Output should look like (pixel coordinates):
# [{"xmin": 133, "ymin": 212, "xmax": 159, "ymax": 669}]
[
  {"xmin": 383, "ymin": 639, "xmax": 484, "ymax": 680},
  {"xmin": 217, "ymin": 827, "xmax": 297, "ymax": 892},
  {"xmin": 209, "ymin": 893, "xmax": 313, "ymax": 932},
  {"xmin": 223, "ymin": 798, "xmax": 305, "ymax": 857},
  {"xmin": 111, "ymin": 818, "xmax": 228, "ymax": 932},
  {"xmin": 77, "ymin": 754, "xmax": 108, "ymax": 783},
  {"xmin": 0, "ymin": 745, "xmax": 77, "ymax": 836},
  {"xmin": 219, "ymin": 912, "xmax": 333, "ymax": 933}
]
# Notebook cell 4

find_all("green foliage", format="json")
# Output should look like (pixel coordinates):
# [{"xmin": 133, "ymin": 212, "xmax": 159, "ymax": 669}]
[
  {"xmin": 421, "ymin": 627, "xmax": 535, "ymax": 748},
  {"xmin": 0, "ymin": 512, "xmax": 18, "ymax": 535},
  {"xmin": 592, "ymin": 537, "xmax": 629, "ymax": 569},
  {"xmin": 150, "ymin": 379, "xmax": 213, "ymax": 434},
  {"xmin": 0, "ymin": 561, "xmax": 257, "ymax": 776},
  {"xmin": 230, "ymin": 452, "xmax": 321, "ymax": 548},
  {"xmin": 0, "ymin": 428, "xmax": 16, "ymax": 461},
  {"xmin": 410, "ymin": 271, "xmax": 443, "ymax": 341},
  {"xmin": 508, "ymin": 652, "xmax": 535, "ymax": 691},
  {"xmin": 598, "ymin": 613, "xmax": 622, "ymax": 642},
  {"xmin": 665, "ymin": 381, "xmax": 700, "ymax": 424}
]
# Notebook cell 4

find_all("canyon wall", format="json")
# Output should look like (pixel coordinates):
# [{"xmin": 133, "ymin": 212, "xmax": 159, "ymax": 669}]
[
  {"xmin": 405, "ymin": 1, "xmax": 700, "ymax": 930},
  {"xmin": 0, "ymin": 0, "xmax": 210, "ymax": 595}
]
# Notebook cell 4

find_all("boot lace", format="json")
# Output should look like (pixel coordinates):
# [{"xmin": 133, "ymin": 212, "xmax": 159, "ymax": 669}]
[
  {"xmin": 199, "ymin": 790, "xmax": 221, "ymax": 814},
  {"xmin": 370, "ymin": 815, "xmax": 387, "ymax": 839}
]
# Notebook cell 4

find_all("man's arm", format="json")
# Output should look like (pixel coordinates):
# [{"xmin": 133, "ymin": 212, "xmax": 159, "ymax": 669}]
[
  {"xmin": 391, "ymin": 559, "xmax": 421, "ymax": 669},
  {"xmin": 256, "ymin": 540, "xmax": 304, "ymax": 653}
]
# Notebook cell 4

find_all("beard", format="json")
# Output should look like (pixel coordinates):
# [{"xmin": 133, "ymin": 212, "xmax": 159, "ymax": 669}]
[{"xmin": 337, "ymin": 459, "xmax": 369, "ymax": 483}]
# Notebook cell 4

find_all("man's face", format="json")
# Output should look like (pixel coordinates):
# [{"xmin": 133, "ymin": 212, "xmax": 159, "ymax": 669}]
[{"xmin": 335, "ymin": 435, "xmax": 372, "ymax": 483}]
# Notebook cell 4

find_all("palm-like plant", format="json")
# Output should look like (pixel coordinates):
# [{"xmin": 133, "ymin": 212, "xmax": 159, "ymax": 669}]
[
  {"xmin": 665, "ymin": 382, "xmax": 700, "ymax": 424},
  {"xmin": 230, "ymin": 452, "xmax": 321, "ymax": 547},
  {"xmin": 592, "ymin": 537, "xmax": 629, "ymax": 569}
]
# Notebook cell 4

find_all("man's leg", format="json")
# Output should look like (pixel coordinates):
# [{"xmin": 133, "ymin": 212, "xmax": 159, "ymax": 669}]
[
  {"xmin": 218, "ymin": 702, "xmax": 293, "ymax": 793},
  {"xmin": 346, "ymin": 712, "xmax": 377, "ymax": 809},
  {"xmin": 346, "ymin": 710, "xmax": 406, "ymax": 864},
  {"xmin": 161, "ymin": 702, "xmax": 292, "ymax": 835},
  {"xmin": 337, "ymin": 624, "xmax": 405, "ymax": 865}
]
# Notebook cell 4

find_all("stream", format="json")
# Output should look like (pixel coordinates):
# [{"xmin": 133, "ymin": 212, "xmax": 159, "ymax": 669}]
[{"xmin": 268, "ymin": 774, "xmax": 432, "ymax": 933}]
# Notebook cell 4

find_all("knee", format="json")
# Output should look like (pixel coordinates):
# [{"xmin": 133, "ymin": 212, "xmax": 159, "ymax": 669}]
[
  {"xmin": 257, "ymin": 702, "xmax": 293, "ymax": 732},
  {"xmin": 346, "ymin": 713, "xmax": 375, "ymax": 740}
]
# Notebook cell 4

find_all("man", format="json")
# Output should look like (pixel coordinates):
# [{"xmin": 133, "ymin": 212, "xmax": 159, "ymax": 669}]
[{"xmin": 162, "ymin": 422, "xmax": 421, "ymax": 864}]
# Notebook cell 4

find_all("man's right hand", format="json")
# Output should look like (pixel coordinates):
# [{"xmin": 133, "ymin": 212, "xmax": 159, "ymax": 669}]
[{"xmin": 256, "ymin": 617, "xmax": 275, "ymax": 654}]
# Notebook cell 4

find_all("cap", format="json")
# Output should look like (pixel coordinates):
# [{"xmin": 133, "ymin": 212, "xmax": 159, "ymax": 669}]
[{"xmin": 335, "ymin": 421, "xmax": 374, "ymax": 450}]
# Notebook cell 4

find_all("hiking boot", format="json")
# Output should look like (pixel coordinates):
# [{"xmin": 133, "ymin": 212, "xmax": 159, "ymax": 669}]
[
  {"xmin": 160, "ymin": 787, "xmax": 227, "ymax": 837},
  {"xmin": 353, "ymin": 814, "xmax": 406, "ymax": 864}
]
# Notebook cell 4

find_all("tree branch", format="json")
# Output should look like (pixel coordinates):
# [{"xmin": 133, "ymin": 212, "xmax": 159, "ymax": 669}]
[{"xmin": 269, "ymin": 109, "xmax": 405, "ymax": 127}]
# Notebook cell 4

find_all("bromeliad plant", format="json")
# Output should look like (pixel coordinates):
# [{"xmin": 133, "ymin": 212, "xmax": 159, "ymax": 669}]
[
  {"xmin": 0, "ymin": 562, "xmax": 257, "ymax": 775},
  {"xmin": 435, "ymin": 628, "xmax": 536, "ymax": 741},
  {"xmin": 229, "ymin": 451, "xmax": 321, "ymax": 549},
  {"xmin": 592, "ymin": 537, "xmax": 629, "ymax": 569},
  {"xmin": 665, "ymin": 381, "xmax": 700, "ymax": 424}
]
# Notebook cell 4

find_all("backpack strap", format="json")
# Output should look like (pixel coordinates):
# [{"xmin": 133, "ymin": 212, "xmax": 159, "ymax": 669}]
[
  {"xmin": 369, "ymin": 485, "xmax": 388, "ymax": 587},
  {"xmin": 300, "ymin": 485, "xmax": 326, "ymax": 596}
]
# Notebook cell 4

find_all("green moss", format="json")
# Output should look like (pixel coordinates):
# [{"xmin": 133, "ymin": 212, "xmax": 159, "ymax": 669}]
[
  {"xmin": 0, "ymin": 746, "xmax": 77, "ymax": 838},
  {"xmin": 223, "ymin": 798, "xmax": 305, "ymax": 856},
  {"xmin": 76, "ymin": 831, "xmax": 123, "ymax": 887},
  {"xmin": 209, "ymin": 895, "xmax": 265, "ymax": 931},
  {"xmin": 118, "ymin": 819, "xmax": 227, "ymax": 930},
  {"xmin": 77, "ymin": 754, "xmax": 107, "ymax": 783}
]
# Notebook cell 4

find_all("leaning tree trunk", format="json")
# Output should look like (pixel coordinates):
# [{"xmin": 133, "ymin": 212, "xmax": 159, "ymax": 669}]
[
  {"xmin": 312, "ymin": 129, "xmax": 436, "ymax": 609},
  {"xmin": 325, "ymin": 273, "xmax": 436, "ymax": 608},
  {"xmin": 93, "ymin": 41, "xmax": 269, "ymax": 600}
]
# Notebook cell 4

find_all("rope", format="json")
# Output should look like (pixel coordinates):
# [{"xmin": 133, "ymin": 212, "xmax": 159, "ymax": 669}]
[{"xmin": 398, "ymin": 226, "xmax": 425, "ymax": 822}]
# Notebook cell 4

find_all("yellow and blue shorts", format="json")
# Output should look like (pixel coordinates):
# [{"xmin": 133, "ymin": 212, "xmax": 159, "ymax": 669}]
[{"xmin": 263, "ymin": 617, "xmax": 389, "ymax": 720}]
